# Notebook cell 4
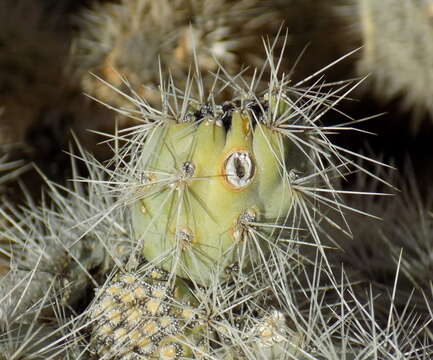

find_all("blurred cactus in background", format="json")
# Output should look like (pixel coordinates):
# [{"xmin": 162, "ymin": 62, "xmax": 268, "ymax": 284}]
[
  {"xmin": 0, "ymin": 0, "xmax": 130, "ymax": 186},
  {"xmin": 0, "ymin": 0, "xmax": 74, "ymax": 145},
  {"xmin": 70, "ymin": 0, "xmax": 354, "ymax": 111}
]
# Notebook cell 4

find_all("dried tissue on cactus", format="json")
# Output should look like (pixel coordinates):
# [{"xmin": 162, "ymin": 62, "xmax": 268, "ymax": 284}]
[{"xmin": 2, "ymin": 36, "xmax": 413, "ymax": 358}]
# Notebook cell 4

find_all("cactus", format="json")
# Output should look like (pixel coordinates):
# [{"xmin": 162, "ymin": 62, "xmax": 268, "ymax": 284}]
[
  {"xmin": 351, "ymin": 0, "xmax": 433, "ymax": 130},
  {"xmin": 0, "ymin": 257, "xmax": 78, "ymax": 359},
  {"xmin": 329, "ymin": 164, "xmax": 433, "ymax": 323},
  {"xmin": 70, "ymin": 0, "xmax": 355, "ymax": 111},
  {"xmin": 130, "ymin": 106, "xmax": 301, "ymax": 284},
  {"xmin": 0, "ymin": 148, "xmax": 130, "ymax": 308},
  {"xmin": 76, "ymin": 42, "xmax": 424, "ymax": 356}
]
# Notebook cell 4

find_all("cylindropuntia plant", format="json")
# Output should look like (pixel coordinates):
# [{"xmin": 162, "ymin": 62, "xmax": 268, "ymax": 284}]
[
  {"xmin": 68, "ymin": 42, "xmax": 407, "ymax": 357},
  {"xmin": 69, "ymin": 41, "xmax": 402, "ymax": 357}
]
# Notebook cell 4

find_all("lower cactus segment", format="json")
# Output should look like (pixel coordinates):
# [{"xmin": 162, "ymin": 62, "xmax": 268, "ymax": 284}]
[
  {"xmin": 131, "ymin": 99, "xmax": 309, "ymax": 285},
  {"xmin": 88, "ymin": 268, "xmax": 305, "ymax": 359},
  {"xmin": 89, "ymin": 269, "xmax": 202, "ymax": 359}
]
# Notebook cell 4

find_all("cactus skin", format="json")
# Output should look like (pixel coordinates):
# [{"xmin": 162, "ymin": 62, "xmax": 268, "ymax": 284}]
[{"xmin": 130, "ymin": 99, "xmax": 309, "ymax": 286}]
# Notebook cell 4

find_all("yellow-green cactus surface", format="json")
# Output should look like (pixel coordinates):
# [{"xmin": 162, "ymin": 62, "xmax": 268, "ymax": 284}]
[{"xmin": 131, "ymin": 100, "xmax": 308, "ymax": 285}]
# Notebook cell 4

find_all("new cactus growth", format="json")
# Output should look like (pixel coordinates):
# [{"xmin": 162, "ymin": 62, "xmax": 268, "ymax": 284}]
[{"xmin": 88, "ymin": 265, "xmax": 307, "ymax": 359}]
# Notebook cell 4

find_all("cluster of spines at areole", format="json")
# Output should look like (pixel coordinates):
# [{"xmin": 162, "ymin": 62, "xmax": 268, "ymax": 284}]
[{"xmin": 0, "ymin": 37, "xmax": 432, "ymax": 360}]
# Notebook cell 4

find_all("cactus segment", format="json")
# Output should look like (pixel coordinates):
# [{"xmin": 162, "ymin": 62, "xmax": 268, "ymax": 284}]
[{"xmin": 131, "ymin": 101, "xmax": 300, "ymax": 285}]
